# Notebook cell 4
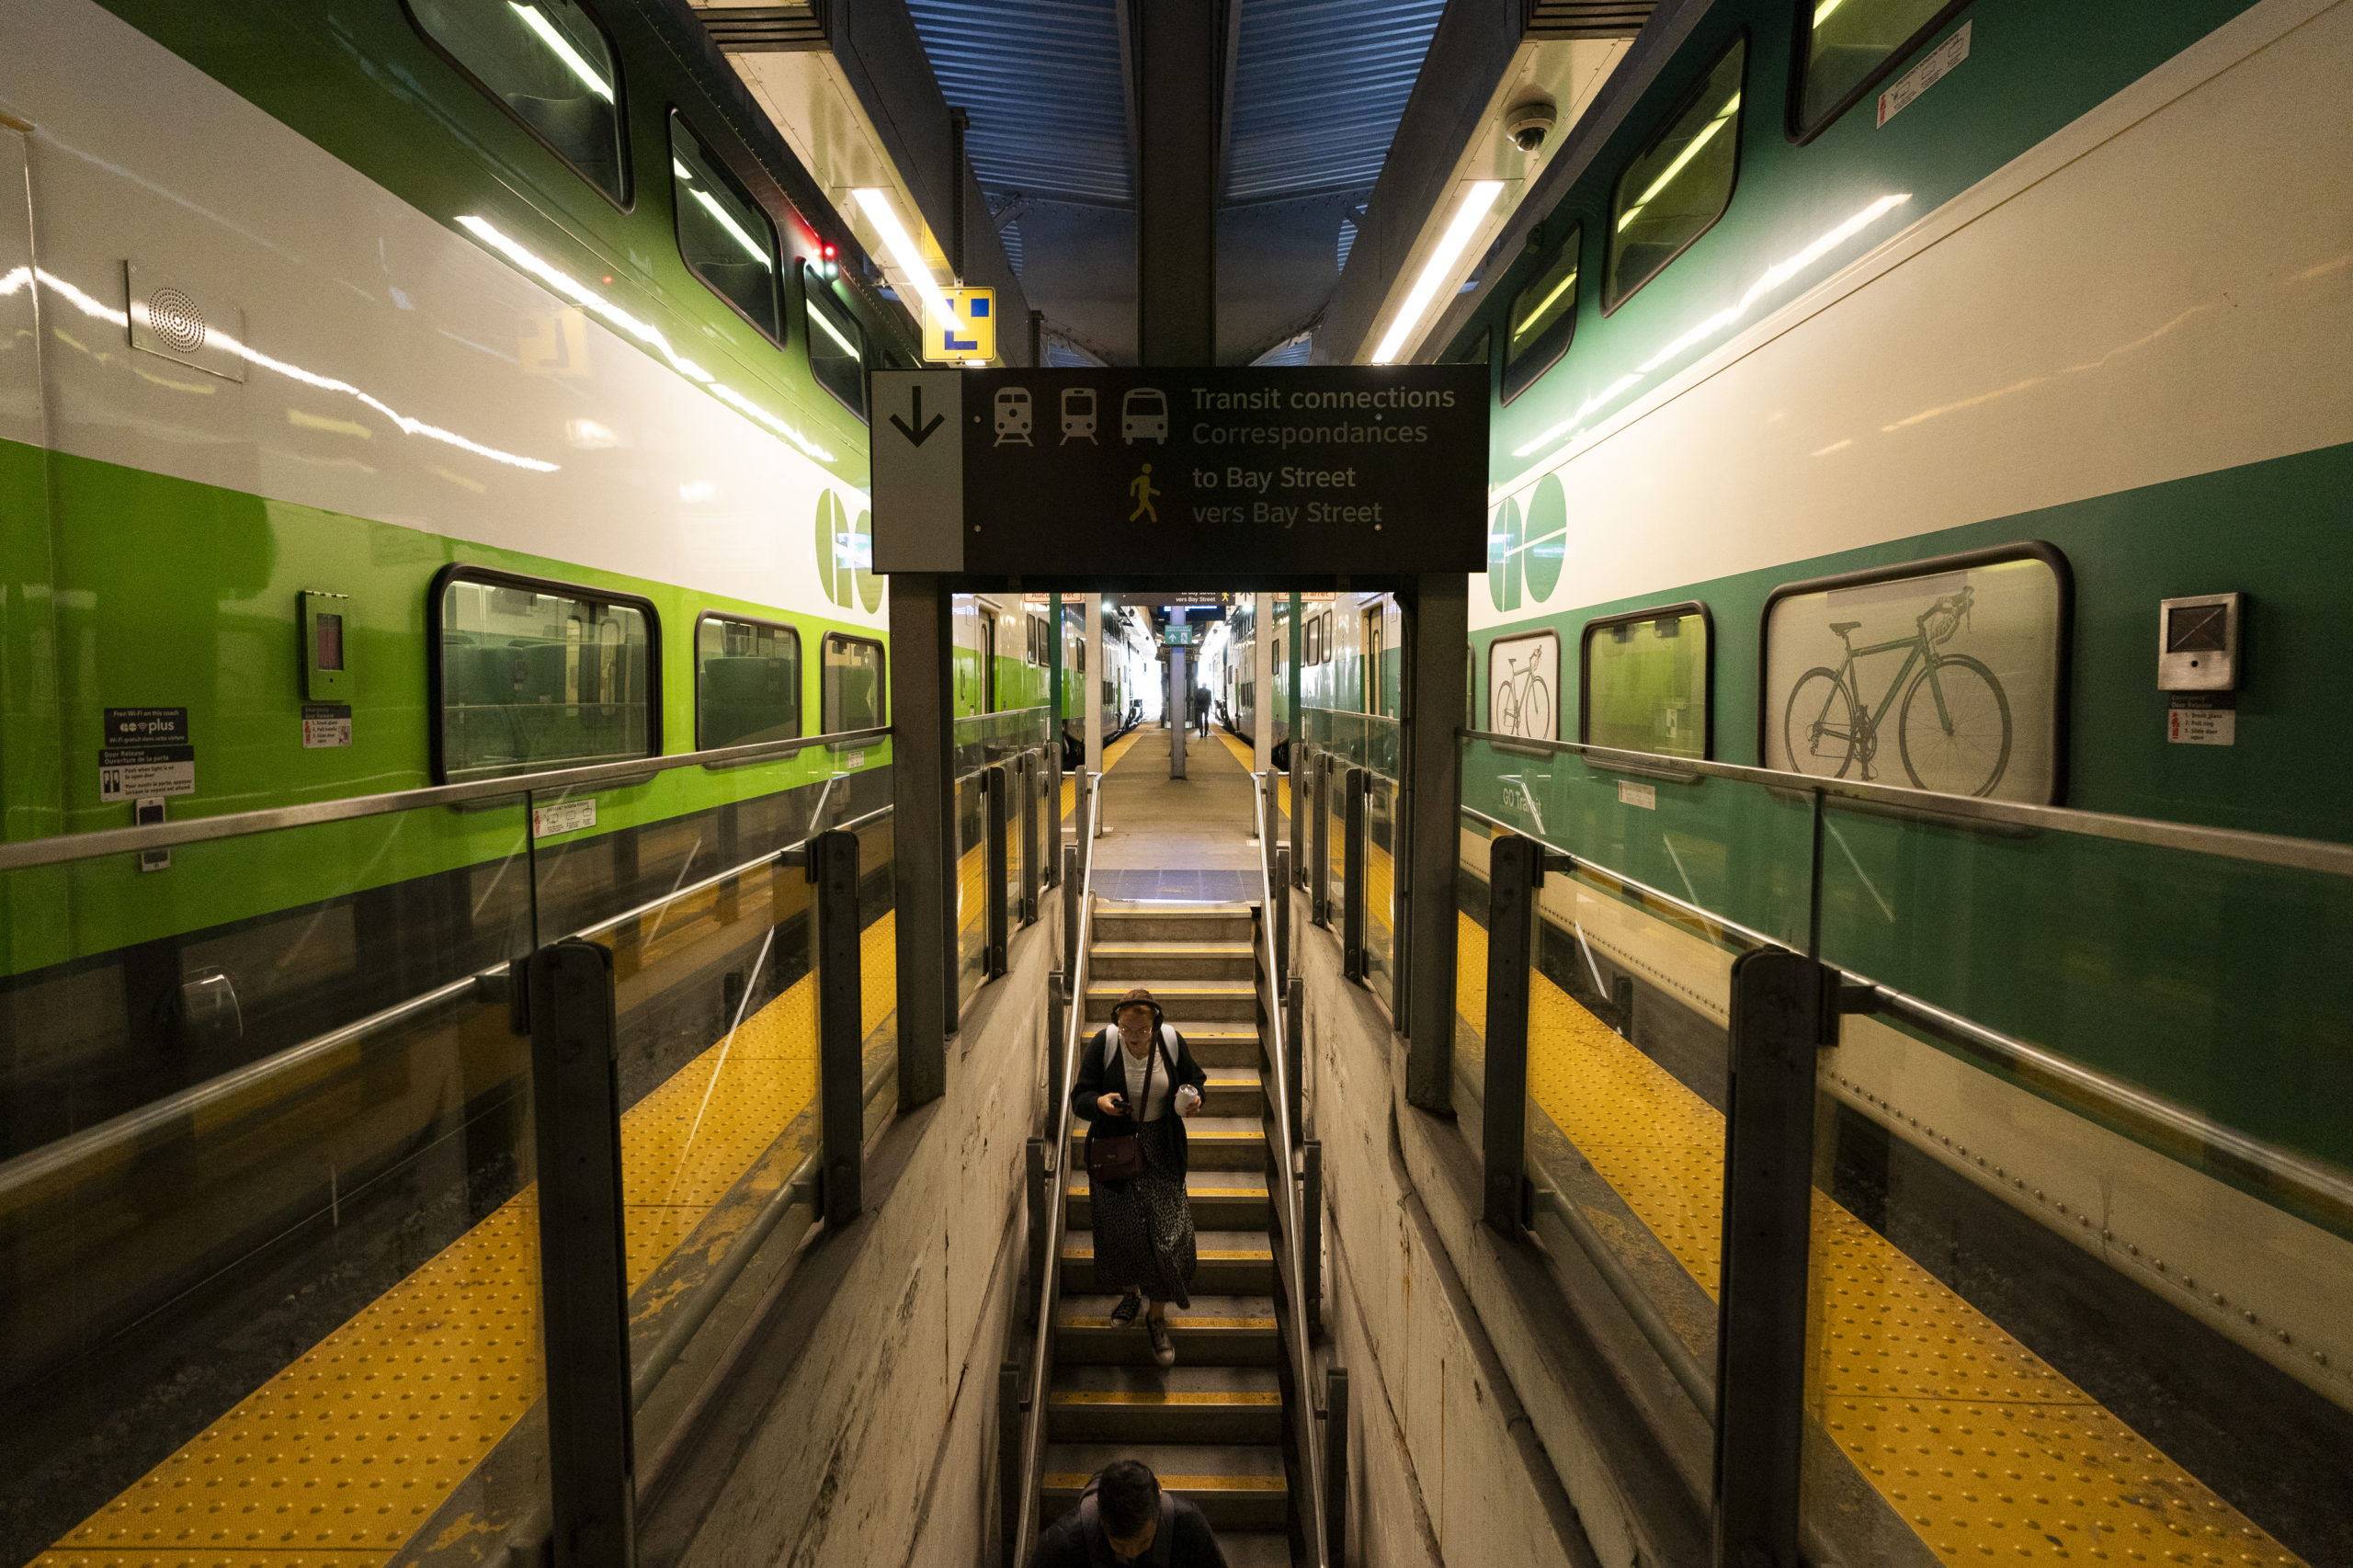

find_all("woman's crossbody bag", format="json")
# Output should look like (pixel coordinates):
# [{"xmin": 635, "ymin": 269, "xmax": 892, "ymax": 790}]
[{"xmin": 1086, "ymin": 1030, "xmax": 1161, "ymax": 1184}]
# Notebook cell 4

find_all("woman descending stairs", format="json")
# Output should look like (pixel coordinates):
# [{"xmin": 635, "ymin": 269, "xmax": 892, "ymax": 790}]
[{"xmin": 1043, "ymin": 898, "xmax": 1294, "ymax": 1567}]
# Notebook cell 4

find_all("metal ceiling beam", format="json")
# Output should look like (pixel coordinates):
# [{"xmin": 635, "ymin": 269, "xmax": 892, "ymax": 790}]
[
  {"xmin": 1219, "ymin": 0, "xmax": 1245, "ymax": 198},
  {"xmin": 1135, "ymin": 0, "xmax": 1221, "ymax": 364}
]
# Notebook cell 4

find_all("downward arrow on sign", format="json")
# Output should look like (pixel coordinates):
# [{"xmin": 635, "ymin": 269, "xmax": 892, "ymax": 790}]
[{"xmin": 890, "ymin": 385, "xmax": 946, "ymax": 446}]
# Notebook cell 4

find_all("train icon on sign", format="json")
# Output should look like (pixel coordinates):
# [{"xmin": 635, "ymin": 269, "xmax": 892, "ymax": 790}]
[
  {"xmin": 1061, "ymin": 387, "xmax": 1097, "ymax": 443},
  {"xmin": 994, "ymin": 387, "xmax": 1032, "ymax": 446},
  {"xmin": 1121, "ymin": 387, "xmax": 1167, "ymax": 444}
]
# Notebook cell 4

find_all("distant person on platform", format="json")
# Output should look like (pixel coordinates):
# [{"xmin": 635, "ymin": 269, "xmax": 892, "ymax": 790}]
[
  {"xmin": 1193, "ymin": 684, "xmax": 1211, "ymax": 737},
  {"xmin": 1028, "ymin": 1460, "xmax": 1228, "ymax": 1568}
]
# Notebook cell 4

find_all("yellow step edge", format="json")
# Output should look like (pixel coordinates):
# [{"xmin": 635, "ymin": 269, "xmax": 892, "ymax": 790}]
[
  {"xmin": 1044, "ymin": 1474, "xmax": 1287, "ymax": 1493},
  {"xmin": 1071, "ymin": 1183, "xmax": 1262, "ymax": 1197},
  {"xmin": 1063, "ymin": 1247, "xmax": 1273, "ymax": 1261},
  {"xmin": 1049, "ymin": 1392, "xmax": 1284, "ymax": 1407}
]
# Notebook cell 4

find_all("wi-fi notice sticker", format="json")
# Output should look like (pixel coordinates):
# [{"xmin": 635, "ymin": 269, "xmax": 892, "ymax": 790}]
[{"xmin": 101, "ymin": 707, "xmax": 196, "ymax": 801}]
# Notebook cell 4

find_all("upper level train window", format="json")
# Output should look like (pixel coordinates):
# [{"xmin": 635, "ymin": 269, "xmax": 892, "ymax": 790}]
[
  {"xmin": 803, "ymin": 266, "xmax": 866, "ymax": 417},
  {"xmin": 1580, "ymin": 605, "xmax": 1711, "ymax": 759},
  {"xmin": 434, "ymin": 569, "xmax": 656, "ymax": 783},
  {"xmin": 1451, "ymin": 327, "xmax": 1492, "ymax": 369},
  {"xmin": 696, "ymin": 614, "xmax": 800, "ymax": 750},
  {"xmin": 823, "ymin": 632, "xmax": 886, "ymax": 733},
  {"xmin": 672, "ymin": 114, "xmax": 781, "ymax": 342},
  {"xmin": 1606, "ymin": 38, "xmax": 1745, "ymax": 311},
  {"xmin": 1795, "ymin": 0, "xmax": 1967, "ymax": 136},
  {"xmin": 1502, "ymin": 225, "xmax": 1580, "ymax": 403},
  {"xmin": 407, "ymin": 0, "xmax": 627, "ymax": 202}
]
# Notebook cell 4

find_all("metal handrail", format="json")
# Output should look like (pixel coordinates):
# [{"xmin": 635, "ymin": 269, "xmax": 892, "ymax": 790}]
[
  {"xmin": 1012, "ymin": 772, "xmax": 1102, "ymax": 1563},
  {"xmin": 0, "ymin": 724, "xmax": 892, "ymax": 873},
  {"xmin": 1458, "ymin": 797, "xmax": 2353, "ymax": 1234},
  {"xmin": 1459, "ymin": 727, "xmax": 2353, "ymax": 879},
  {"xmin": 1255, "ymin": 772, "xmax": 1330, "ymax": 1566},
  {"xmin": 0, "ymin": 788, "xmax": 886, "ymax": 1206}
]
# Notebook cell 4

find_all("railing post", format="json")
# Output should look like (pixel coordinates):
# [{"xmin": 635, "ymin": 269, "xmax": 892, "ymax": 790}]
[
  {"xmin": 985, "ymin": 764, "xmax": 1009, "ymax": 977},
  {"xmin": 1046, "ymin": 971, "xmax": 1068, "ymax": 1110},
  {"xmin": 813, "ymin": 829, "xmax": 865, "ymax": 1228},
  {"xmin": 1712, "ymin": 949, "xmax": 1828, "ymax": 1568},
  {"xmin": 1273, "ymin": 846, "xmax": 1291, "ymax": 994},
  {"xmin": 1301, "ymin": 1139, "xmax": 1323, "ymax": 1332},
  {"xmin": 1063, "ymin": 843, "xmax": 1082, "ymax": 981},
  {"xmin": 1311, "ymin": 755, "xmax": 1332, "ymax": 927},
  {"xmin": 998, "ymin": 1359, "xmax": 1023, "ymax": 1568},
  {"xmin": 525, "ymin": 938, "xmax": 636, "ymax": 1568},
  {"xmin": 1324, "ymin": 1366, "xmax": 1349, "ymax": 1563},
  {"xmin": 1283, "ymin": 977, "xmax": 1303, "ymax": 1146},
  {"xmin": 1482, "ymin": 835, "xmax": 1542, "ymax": 1232},
  {"xmin": 1289, "ymin": 743, "xmax": 1305, "ymax": 889},
  {"xmin": 1342, "ymin": 767, "xmax": 1367, "ymax": 981},
  {"xmin": 1025, "ymin": 1136, "xmax": 1049, "ymax": 1325}
]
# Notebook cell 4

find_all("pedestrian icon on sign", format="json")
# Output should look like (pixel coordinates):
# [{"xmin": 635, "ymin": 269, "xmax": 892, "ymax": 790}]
[{"xmin": 1129, "ymin": 464, "xmax": 1160, "ymax": 524}]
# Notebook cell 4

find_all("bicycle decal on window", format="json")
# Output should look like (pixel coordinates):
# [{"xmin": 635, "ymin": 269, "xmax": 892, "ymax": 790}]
[
  {"xmin": 1489, "ymin": 629, "xmax": 1559, "ymax": 742},
  {"xmin": 1761, "ymin": 550, "xmax": 2068, "ymax": 804}
]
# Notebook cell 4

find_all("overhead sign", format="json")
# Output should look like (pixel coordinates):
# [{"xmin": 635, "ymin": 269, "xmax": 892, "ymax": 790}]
[
  {"xmin": 923, "ymin": 287, "xmax": 996, "ymax": 363},
  {"xmin": 870, "ymin": 367, "xmax": 1488, "ymax": 575}
]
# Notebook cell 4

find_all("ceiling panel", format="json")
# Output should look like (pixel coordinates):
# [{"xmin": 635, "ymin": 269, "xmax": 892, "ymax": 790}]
[
  {"xmin": 1224, "ymin": 0, "xmax": 1447, "ymax": 204},
  {"xmin": 904, "ymin": 0, "xmax": 1132, "ymax": 204}
]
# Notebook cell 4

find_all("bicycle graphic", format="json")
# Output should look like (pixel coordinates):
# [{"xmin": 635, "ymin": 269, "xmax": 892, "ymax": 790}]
[
  {"xmin": 1781, "ymin": 586, "xmax": 2013, "ymax": 797},
  {"xmin": 1494, "ymin": 649, "xmax": 1552, "ymax": 740}
]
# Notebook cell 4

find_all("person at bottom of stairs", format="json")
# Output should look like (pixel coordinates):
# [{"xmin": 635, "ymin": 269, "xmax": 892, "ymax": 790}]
[
  {"xmin": 1074, "ymin": 990, "xmax": 1207, "ymax": 1368},
  {"xmin": 1029, "ymin": 1460, "xmax": 1229, "ymax": 1568}
]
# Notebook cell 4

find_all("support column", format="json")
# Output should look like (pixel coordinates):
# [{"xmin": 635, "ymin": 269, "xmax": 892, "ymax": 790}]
[
  {"xmin": 1086, "ymin": 594, "xmax": 1106, "ymax": 775},
  {"xmin": 1167, "ymin": 644, "xmax": 1188, "ymax": 779},
  {"xmin": 889, "ymin": 572, "xmax": 951, "ymax": 1103},
  {"xmin": 1402, "ymin": 573, "xmax": 1467, "ymax": 1114},
  {"xmin": 1048, "ymin": 588, "xmax": 1064, "ymax": 842},
  {"xmin": 1252, "ymin": 593, "xmax": 1274, "ymax": 773},
  {"xmin": 1134, "ymin": 0, "xmax": 1218, "ymax": 366}
]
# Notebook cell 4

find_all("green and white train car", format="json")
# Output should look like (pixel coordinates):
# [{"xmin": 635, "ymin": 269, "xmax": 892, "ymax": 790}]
[{"xmin": 0, "ymin": 0, "xmax": 911, "ymax": 1534}]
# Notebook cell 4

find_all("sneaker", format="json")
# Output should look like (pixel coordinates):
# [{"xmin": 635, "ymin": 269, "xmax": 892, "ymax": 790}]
[
  {"xmin": 1147, "ymin": 1318, "xmax": 1176, "ymax": 1368},
  {"xmin": 1109, "ymin": 1291, "xmax": 1143, "ymax": 1329}
]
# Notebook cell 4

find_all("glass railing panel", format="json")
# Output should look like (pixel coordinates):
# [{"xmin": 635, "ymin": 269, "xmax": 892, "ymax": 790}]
[
  {"xmin": 0, "ymin": 793, "xmax": 553, "ymax": 1564},
  {"xmin": 1005, "ymin": 758, "xmax": 1026, "ymax": 931},
  {"xmin": 1452, "ymin": 809, "xmax": 1497, "ymax": 1149},
  {"xmin": 952, "ymin": 705, "xmax": 1051, "ymax": 776},
  {"xmin": 1363, "ymin": 771, "xmax": 1399, "ymax": 1013},
  {"xmin": 852, "ymin": 807, "xmax": 900, "ymax": 1141},
  {"xmin": 1324, "ymin": 758, "xmax": 1349, "ymax": 926},
  {"xmin": 956, "ymin": 770, "xmax": 987, "ymax": 1009},
  {"xmin": 1800, "ymin": 811, "xmax": 2353, "ymax": 1566}
]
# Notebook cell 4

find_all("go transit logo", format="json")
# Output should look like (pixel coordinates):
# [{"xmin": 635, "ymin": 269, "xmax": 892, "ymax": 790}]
[
  {"xmin": 815, "ymin": 493, "xmax": 883, "ymax": 613},
  {"xmin": 1487, "ymin": 474, "xmax": 1566, "ymax": 612}
]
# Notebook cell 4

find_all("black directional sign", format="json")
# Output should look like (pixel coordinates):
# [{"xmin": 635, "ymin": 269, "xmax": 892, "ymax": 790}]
[{"xmin": 871, "ymin": 366, "xmax": 1487, "ymax": 575}]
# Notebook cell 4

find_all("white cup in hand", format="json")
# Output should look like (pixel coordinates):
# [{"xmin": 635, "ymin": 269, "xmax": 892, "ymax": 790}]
[{"xmin": 1176, "ymin": 1085, "xmax": 1202, "ymax": 1114}]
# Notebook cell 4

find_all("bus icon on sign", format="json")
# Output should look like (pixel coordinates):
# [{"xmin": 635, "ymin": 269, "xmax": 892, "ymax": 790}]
[
  {"xmin": 994, "ymin": 387, "xmax": 1033, "ymax": 446},
  {"xmin": 1062, "ymin": 387, "xmax": 1097, "ymax": 444},
  {"xmin": 1121, "ymin": 387, "xmax": 1166, "ymax": 444}
]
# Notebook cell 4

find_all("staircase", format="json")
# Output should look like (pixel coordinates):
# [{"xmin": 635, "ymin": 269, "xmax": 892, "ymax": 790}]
[{"xmin": 1045, "ymin": 899, "xmax": 1293, "ymax": 1566}]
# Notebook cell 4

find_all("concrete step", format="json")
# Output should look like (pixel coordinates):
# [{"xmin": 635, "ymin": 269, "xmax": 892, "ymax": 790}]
[
  {"xmin": 1062, "ymin": 1229, "xmax": 1274, "ymax": 1295},
  {"xmin": 1056, "ymin": 1293, "xmax": 1277, "ymax": 1366},
  {"xmin": 1215, "ymin": 1533, "xmax": 1293, "ymax": 1568},
  {"xmin": 1070, "ymin": 1114, "xmax": 1264, "ymax": 1170},
  {"xmin": 1069, "ymin": 1167, "xmax": 1270, "ymax": 1231},
  {"xmin": 1092, "ymin": 940, "xmax": 1257, "ymax": 982},
  {"xmin": 1086, "ymin": 981, "xmax": 1256, "ymax": 1022},
  {"xmin": 1176, "ymin": 1028, "xmax": 1263, "ymax": 1068},
  {"xmin": 1046, "ymin": 1364, "xmax": 1283, "ymax": 1445},
  {"xmin": 1094, "ymin": 902, "xmax": 1255, "ymax": 943},
  {"xmin": 1042, "ymin": 1441, "xmax": 1289, "ymax": 1532}
]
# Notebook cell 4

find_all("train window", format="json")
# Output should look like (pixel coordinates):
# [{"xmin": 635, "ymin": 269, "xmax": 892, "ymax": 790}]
[
  {"xmin": 804, "ymin": 265, "xmax": 866, "ymax": 417},
  {"xmin": 695, "ymin": 614, "xmax": 801, "ymax": 750},
  {"xmin": 432, "ymin": 568, "xmax": 656, "ymax": 783},
  {"xmin": 1580, "ymin": 605, "xmax": 1711, "ymax": 759},
  {"xmin": 672, "ymin": 114, "xmax": 782, "ymax": 342},
  {"xmin": 1794, "ymin": 0, "xmax": 1969, "ymax": 138},
  {"xmin": 407, "ymin": 0, "xmax": 629, "ymax": 203},
  {"xmin": 1606, "ymin": 37, "xmax": 1745, "ymax": 312},
  {"xmin": 1450, "ymin": 327, "xmax": 1492, "ymax": 368},
  {"xmin": 1502, "ymin": 225, "xmax": 1580, "ymax": 403},
  {"xmin": 823, "ymin": 632, "xmax": 886, "ymax": 733}
]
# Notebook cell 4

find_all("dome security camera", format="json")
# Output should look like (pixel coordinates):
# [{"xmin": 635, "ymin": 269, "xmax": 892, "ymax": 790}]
[{"xmin": 1506, "ymin": 99, "xmax": 1558, "ymax": 154}]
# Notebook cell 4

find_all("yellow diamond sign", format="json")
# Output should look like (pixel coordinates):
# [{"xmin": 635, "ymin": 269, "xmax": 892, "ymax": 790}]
[{"xmin": 923, "ymin": 287, "xmax": 997, "ymax": 363}]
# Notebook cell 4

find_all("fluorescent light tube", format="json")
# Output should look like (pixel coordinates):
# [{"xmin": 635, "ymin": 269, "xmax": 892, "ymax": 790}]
[
  {"xmin": 509, "ymin": 4, "xmax": 613, "ymax": 103},
  {"xmin": 1371, "ymin": 180, "xmax": 1504, "ymax": 366},
  {"xmin": 851, "ymin": 187, "xmax": 961, "ymax": 340}
]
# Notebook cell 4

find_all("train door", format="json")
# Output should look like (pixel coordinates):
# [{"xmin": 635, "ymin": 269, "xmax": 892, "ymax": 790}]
[
  {"xmin": 981, "ymin": 613, "xmax": 997, "ymax": 711},
  {"xmin": 1362, "ymin": 607, "xmax": 1383, "ymax": 715}
]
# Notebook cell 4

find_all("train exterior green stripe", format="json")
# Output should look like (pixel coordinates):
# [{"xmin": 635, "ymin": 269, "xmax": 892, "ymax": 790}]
[{"xmin": 0, "ymin": 438, "xmax": 890, "ymax": 976}]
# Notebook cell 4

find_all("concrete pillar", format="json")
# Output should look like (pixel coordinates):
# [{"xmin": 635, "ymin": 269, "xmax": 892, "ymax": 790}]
[
  {"xmin": 1134, "ymin": 0, "xmax": 1217, "ymax": 365},
  {"xmin": 1086, "ymin": 594, "xmax": 1105, "ymax": 775},
  {"xmin": 1253, "ymin": 593, "xmax": 1275, "ymax": 773},
  {"xmin": 1167, "ymin": 645, "xmax": 1188, "ymax": 779}
]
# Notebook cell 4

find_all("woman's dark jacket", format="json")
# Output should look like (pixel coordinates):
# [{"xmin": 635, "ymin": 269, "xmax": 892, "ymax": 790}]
[{"xmin": 1070, "ymin": 1024, "xmax": 1209, "ymax": 1178}]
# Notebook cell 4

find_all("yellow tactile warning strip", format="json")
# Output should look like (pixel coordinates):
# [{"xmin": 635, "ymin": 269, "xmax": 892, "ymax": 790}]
[
  {"xmin": 1214, "ymin": 732, "xmax": 1256, "ymax": 772},
  {"xmin": 1464, "ymin": 903, "xmax": 2304, "ymax": 1565},
  {"xmin": 1063, "ymin": 1245, "xmax": 1272, "ymax": 1261},
  {"xmin": 1061, "ymin": 1313, "xmax": 1276, "ymax": 1332},
  {"xmin": 40, "ymin": 909, "xmax": 898, "ymax": 1568},
  {"xmin": 1050, "ymin": 1392, "xmax": 1284, "ymax": 1406}
]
